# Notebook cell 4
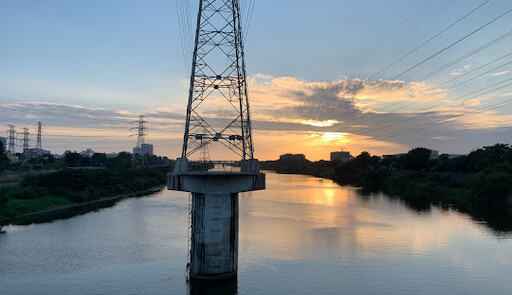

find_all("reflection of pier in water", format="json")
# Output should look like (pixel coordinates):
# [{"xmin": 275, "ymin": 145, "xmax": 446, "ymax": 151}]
[{"xmin": 189, "ymin": 277, "xmax": 237, "ymax": 295}]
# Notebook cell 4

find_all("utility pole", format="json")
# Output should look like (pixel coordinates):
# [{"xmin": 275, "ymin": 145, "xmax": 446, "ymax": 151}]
[
  {"xmin": 7, "ymin": 125, "xmax": 16, "ymax": 155},
  {"xmin": 36, "ymin": 122, "xmax": 43, "ymax": 150}
]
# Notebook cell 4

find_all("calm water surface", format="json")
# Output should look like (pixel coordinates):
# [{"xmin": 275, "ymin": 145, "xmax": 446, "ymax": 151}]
[{"xmin": 1, "ymin": 172, "xmax": 511, "ymax": 294}]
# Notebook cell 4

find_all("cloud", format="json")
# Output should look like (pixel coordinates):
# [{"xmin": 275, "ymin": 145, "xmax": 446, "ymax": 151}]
[
  {"xmin": 1, "ymin": 75, "xmax": 512, "ymax": 160},
  {"xmin": 490, "ymin": 71, "xmax": 510, "ymax": 77},
  {"xmin": 450, "ymin": 64, "xmax": 471, "ymax": 76}
]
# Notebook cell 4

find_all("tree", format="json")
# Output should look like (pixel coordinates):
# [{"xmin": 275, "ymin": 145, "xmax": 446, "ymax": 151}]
[
  {"xmin": 0, "ymin": 140, "xmax": 8, "ymax": 169},
  {"xmin": 91, "ymin": 153, "xmax": 107, "ymax": 167},
  {"xmin": 64, "ymin": 151, "xmax": 81, "ymax": 167},
  {"xmin": 105, "ymin": 152, "xmax": 133, "ymax": 169},
  {"xmin": 79, "ymin": 156, "xmax": 91, "ymax": 167},
  {"xmin": 400, "ymin": 148, "xmax": 432, "ymax": 171},
  {"xmin": 465, "ymin": 144, "xmax": 512, "ymax": 173}
]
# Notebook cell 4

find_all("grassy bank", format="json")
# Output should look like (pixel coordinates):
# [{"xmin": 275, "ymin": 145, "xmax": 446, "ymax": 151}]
[{"xmin": 0, "ymin": 167, "xmax": 169, "ymax": 221}]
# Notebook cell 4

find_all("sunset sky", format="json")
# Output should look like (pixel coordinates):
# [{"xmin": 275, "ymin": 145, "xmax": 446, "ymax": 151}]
[{"xmin": 1, "ymin": 0, "xmax": 512, "ymax": 160}]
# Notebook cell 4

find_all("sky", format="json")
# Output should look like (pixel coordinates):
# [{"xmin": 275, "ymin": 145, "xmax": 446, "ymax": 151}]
[{"xmin": 1, "ymin": 0, "xmax": 512, "ymax": 160}]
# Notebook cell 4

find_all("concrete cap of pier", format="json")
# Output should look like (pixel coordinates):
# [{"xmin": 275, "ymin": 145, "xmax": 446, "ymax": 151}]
[{"xmin": 167, "ymin": 158, "xmax": 265, "ymax": 193}]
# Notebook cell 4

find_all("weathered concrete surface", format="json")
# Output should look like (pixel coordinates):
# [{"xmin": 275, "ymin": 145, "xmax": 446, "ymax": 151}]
[
  {"xmin": 189, "ymin": 191, "xmax": 238, "ymax": 279},
  {"xmin": 168, "ymin": 158, "xmax": 265, "ymax": 280}
]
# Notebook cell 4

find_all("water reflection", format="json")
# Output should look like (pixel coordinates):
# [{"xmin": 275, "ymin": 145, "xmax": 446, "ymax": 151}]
[
  {"xmin": 240, "ymin": 172, "xmax": 512, "ymax": 263},
  {"xmin": 1, "ymin": 173, "xmax": 511, "ymax": 294},
  {"xmin": 189, "ymin": 278, "xmax": 237, "ymax": 295}
]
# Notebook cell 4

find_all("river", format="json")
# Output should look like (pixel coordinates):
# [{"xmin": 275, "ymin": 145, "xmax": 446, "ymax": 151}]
[{"xmin": 0, "ymin": 172, "xmax": 511, "ymax": 294}]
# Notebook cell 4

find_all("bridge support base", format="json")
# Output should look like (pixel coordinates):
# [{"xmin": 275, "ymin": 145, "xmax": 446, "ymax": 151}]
[{"xmin": 168, "ymin": 158, "xmax": 265, "ymax": 280}]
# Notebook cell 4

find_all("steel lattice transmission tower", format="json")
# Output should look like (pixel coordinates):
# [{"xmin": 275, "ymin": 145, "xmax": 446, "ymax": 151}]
[
  {"xmin": 169, "ymin": 0, "xmax": 265, "ymax": 281},
  {"xmin": 36, "ymin": 122, "xmax": 43, "ymax": 150},
  {"xmin": 199, "ymin": 128, "xmax": 210, "ymax": 163},
  {"xmin": 182, "ymin": 0, "xmax": 254, "ymax": 160},
  {"xmin": 7, "ymin": 125, "xmax": 16, "ymax": 155},
  {"xmin": 20, "ymin": 128, "xmax": 30, "ymax": 152},
  {"xmin": 130, "ymin": 115, "xmax": 148, "ymax": 149}
]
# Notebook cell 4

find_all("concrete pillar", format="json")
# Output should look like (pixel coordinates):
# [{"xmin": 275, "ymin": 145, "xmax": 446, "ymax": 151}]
[
  {"xmin": 168, "ymin": 158, "xmax": 265, "ymax": 280},
  {"xmin": 190, "ymin": 191, "xmax": 239, "ymax": 279}
]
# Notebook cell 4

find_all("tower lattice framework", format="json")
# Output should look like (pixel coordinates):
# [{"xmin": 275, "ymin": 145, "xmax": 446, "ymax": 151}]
[
  {"xmin": 36, "ymin": 122, "xmax": 43, "ymax": 150},
  {"xmin": 7, "ymin": 125, "xmax": 16, "ymax": 154},
  {"xmin": 21, "ymin": 128, "xmax": 30, "ymax": 151},
  {"xmin": 130, "ymin": 115, "xmax": 147, "ymax": 149},
  {"xmin": 182, "ymin": 0, "xmax": 254, "ymax": 160}
]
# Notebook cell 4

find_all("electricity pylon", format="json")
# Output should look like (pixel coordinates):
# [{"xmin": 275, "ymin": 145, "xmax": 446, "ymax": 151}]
[
  {"xmin": 36, "ymin": 122, "xmax": 43, "ymax": 150},
  {"xmin": 181, "ymin": 0, "xmax": 254, "ymax": 160},
  {"xmin": 7, "ymin": 125, "xmax": 16, "ymax": 154},
  {"xmin": 20, "ymin": 128, "xmax": 30, "ymax": 152},
  {"xmin": 169, "ymin": 0, "xmax": 265, "ymax": 281},
  {"xmin": 130, "ymin": 115, "xmax": 147, "ymax": 149}
]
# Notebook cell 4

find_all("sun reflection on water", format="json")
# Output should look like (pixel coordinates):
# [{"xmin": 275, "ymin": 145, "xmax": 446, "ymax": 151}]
[{"xmin": 240, "ymin": 173, "xmax": 503, "ymax": 263}]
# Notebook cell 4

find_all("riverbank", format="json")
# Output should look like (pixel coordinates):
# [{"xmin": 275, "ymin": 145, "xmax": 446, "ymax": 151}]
[
  {"xmin": 0, "ymin": 167, "xmax": 170, "ymax": 224},
  {"xmin": 261, "ymin": 145, "xmax": 512, "ymax": 232},
  {"xmin": 0, "ymin": 185, "xmax": 164, "ymax": 225}
]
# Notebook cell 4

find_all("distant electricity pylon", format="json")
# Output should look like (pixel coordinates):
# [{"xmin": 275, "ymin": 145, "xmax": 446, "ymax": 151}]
[
  {"xmin": 20, "ymin": 127, "xmax": 30, "ymax": 152},
  {"xmin": 36, "ymin": 122, "xmax": 43, "ymax": 150},
  {"xmin": 7, "ymin": 125, "xmax": 16, "ymax": 154},
  {"xmin": 181, "ymin": 0, "xmax": 254, "ymax": 160},
  {"xmin": 130, "ymin": 115, "xmax": 147, "ymax": 149},
  {"xmin": 199, "ymin": 128, "xmax": 210, "ymax": 163}
]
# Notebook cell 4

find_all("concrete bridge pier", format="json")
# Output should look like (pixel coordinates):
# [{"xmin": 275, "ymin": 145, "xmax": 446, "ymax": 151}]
[{"xmin": 168, "ymin": 158, "xmax": 265, "ymax": 280}]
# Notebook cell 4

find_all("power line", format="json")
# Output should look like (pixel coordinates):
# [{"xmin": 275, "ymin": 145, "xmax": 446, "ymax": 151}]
[
  {"xmin": 400, "ymin": 117, "xmax": 512, "ymax": 146},
  {"xmin": 369, "ymin": 0, "xmax": 491, "ymax": 80},
  {"xmin": 433, "ymin": 50, "xmax": 512, "ymax": 89},
  {"xmin": 415, "ymin": 29, "xmax": 512, "ymax": 81},
  {"xmin": 358, "ymin": 77, "xmax": 512, "ymax": 136},
  {"xmin": 372, "ymin": 63, "xmax": 512, "ymax": 127},
  {"xmin": 393, "ymin": 0, "xmax": 456, "ymax": 45},
  {"xmin": 373, "ymin": 96, "xmax": 512, "ymax": 142},
  {"xmin": 340, "ymin": 29, "xmax": 512, "ymax": 129},
  {"xmin": 391, "ymin": 6, "xmax": 512, "ymax": 80},
  {"xmin": 347, "ymin": 0, "xmax": 434, "ymax": 72}
]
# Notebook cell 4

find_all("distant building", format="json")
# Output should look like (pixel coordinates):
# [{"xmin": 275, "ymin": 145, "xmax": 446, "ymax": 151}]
[
  {"xmin": 133, "ymin": 143, "xmax": 154, "ymax": 156},
  {"xmin": 279, "ymin": 153, "xmax": 306, "ymax": 161},
  {"xmin": 382, "ymin": 153, "xmax": 405, "ymax": 160},
  {"xmin": 383, "ymin": 149, "xmax": 439, "ymax": 160},
  {"xmin": 24, "ymin": 148, "xmax": 51, "ymax": 158},
  {"xmin": 106, "ymin": 152, "xmax": 117, "ymax": 158},
  {"xmin": 428, "ymin": 149, "xmax": 439, "ymax": 160},
  {"xmin": 447, "ymin": 154, "xmax": 465, "ymax": 159},
  {"xmin": 80, "ymin": 149, "xmax": 95, "ymax": 157},
  {"xmin": 330, "ymin": 151, "xmax": 354, "ymax": 163}
]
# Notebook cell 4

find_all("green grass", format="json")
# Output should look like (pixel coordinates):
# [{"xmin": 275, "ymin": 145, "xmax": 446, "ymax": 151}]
[
  {"xmin": 0, "ymin": 196, "xmax": 70, "ymax": 219},
  {"xmin": 0, "ymin": 166, "xmax": 170, "ymax": 220}
]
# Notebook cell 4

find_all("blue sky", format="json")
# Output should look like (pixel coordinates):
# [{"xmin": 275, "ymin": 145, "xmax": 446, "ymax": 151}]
[{"xmin": 1, "ymin": 0, "xmax": 512, "ymax": 159}]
